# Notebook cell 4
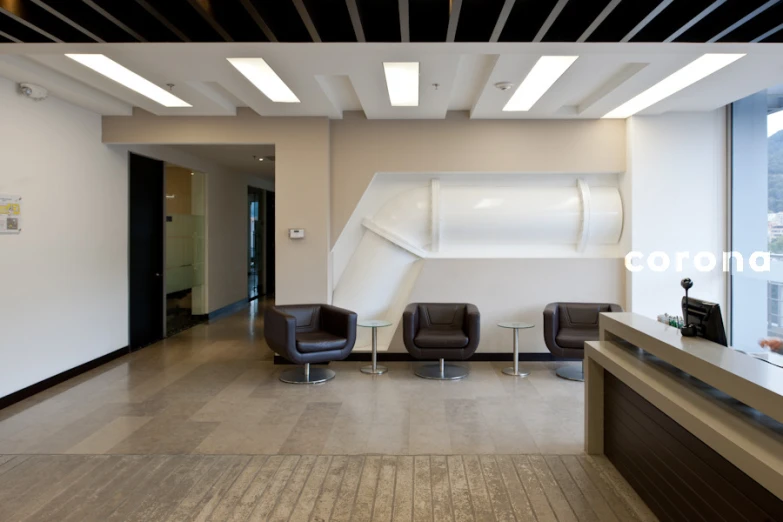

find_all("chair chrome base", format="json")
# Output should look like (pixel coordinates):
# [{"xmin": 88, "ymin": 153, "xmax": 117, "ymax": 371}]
[
  {"xmin": 415, "ymin": 359, "xmax": 469, "ymax": 380},
  {"xmin": 279, "ymin": 364, "xmax": 335, "ymax": 384},
  {"xmin": 360, "ymin": 365, "xmax": 388, "ymax": 375},
  {"xmin": 555, "ymin": 365, "xmax": 584, "ymax": 382},
  {"xmin": 502, "ymin": 367, "xmax": 530, "ymax": 377}
]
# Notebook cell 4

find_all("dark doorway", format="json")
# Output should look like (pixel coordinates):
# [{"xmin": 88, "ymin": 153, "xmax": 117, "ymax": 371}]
[
  {"xmin": 248, "ymin": 187, "xmax": 275, "ymax": 300},
  {"xmin": 265, "ymin": 190, "xmax": 275, "ymax": 296},
  {"xmin": 129, "ymin": 153, "xmax": 165, "ymax": 350},
  {"xmin": 248, "ymin": 187, "xmax": 263, "ymax": 300}
]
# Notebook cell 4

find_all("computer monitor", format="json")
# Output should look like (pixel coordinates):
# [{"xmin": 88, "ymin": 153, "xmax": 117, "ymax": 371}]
[{"xmin": 681, "ymin": 296, "xmax": 727, "ymax": 346}]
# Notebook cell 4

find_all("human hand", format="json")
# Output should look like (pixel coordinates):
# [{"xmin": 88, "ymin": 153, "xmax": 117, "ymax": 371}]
[{"xmin": 759, "ymin": 338, "xmax": 783, "ymax": 351}]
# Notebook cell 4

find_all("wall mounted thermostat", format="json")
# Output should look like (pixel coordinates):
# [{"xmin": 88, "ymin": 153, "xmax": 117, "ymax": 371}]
[{"xmin": 289, "ymin": 228, "xmax": 305, "ymax": 239}]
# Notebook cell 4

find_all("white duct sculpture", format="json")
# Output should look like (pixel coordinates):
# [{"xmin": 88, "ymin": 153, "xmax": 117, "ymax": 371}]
[{"xmin": 333, "ymin": 179, "xmax": 623, "ymax": 352}]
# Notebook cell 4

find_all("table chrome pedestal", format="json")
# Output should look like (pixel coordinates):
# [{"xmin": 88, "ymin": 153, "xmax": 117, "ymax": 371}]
[
  {"xmin": 358, "ymin": 320, "xmax": 391, "ymax": 375},
  {"xmin": 498, "ymin": 322, "xmax": 535, "ymax": 377}
]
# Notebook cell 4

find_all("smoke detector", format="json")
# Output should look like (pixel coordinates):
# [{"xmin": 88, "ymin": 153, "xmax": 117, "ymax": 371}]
[
  {"xmin": 18, "ymin": 83, "xmax": 49, "ymax": 101},
  {"xmin": 494, "ymin": 82, "xmax": 514, "ymax": 91}
]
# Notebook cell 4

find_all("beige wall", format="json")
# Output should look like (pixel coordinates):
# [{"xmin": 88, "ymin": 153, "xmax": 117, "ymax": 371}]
[
  {"xmin": 103, "ymin": 109, "xmax": 331, "ymax": 305},
  {"xmin": 330, "ymin": 117, "xmax": 627, "ymax": 244},
  {"xmin": 103, "ymin": 112, "xmax": 627, "ymax": 320}
]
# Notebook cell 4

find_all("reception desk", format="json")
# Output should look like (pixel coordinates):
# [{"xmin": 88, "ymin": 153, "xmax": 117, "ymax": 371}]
[{"xmin": 586, "ymin": 312, "xmax": 783, "ymax": 521}]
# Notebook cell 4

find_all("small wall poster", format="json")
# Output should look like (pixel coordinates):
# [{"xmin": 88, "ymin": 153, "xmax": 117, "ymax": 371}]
[{"xmin": 0, "ymin": 194, "xmax": 21, "ymax": 234}]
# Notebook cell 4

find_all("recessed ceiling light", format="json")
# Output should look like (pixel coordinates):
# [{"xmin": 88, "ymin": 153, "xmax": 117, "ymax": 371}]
[
  {"xmin": 65, "ymin": 54, "xmax": 191, "ymax": 108},
  {"xmin": 227, "ymin": 58, "xmax": 300, "ymax": 103},
  {"xmin": 383, "ymin": 62, "xmax": 419, "ymax": 107},
  {"xmin": 258, "ymin": 157, "xmax": 264, "ymax": 161},
  {"xmin": 503, "ymin": 56, "xmax": 578, "ymax": 112},
  {"xmin": 602, "ymin": 53, "xmax": 745, "ymax": 119}
]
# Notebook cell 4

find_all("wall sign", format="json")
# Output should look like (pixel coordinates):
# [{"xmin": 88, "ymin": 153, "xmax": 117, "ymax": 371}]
[{"xmin": 0, "ymin": 194, "xmax": 21, "ymax": 234}]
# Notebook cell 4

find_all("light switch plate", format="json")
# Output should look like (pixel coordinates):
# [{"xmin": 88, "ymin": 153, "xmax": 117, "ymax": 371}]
[{"xmin": 289, "ymin": 228, "xmax": 305, "ymax": 239}]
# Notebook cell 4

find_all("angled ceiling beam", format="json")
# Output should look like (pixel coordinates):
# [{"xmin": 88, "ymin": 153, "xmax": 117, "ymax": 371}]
[
  {"xmin": 710, "ymin": 0, "xmax": 780, "ymax": 42},
  {"xmin": 292, "ymin": 0, "xmax": 320, "ymax": 42},
  {"xmin": 29, "ymin": 0, "xmax": 103, "ymax": 41},
  {"xmin": 81, "ymin": 0, "xmax": 146, "ymax": 42},
  {"xmin": 577, "ymin": 0, "xmax": 621, "ymax": 42},
  {"xmin": 489, "ymin": 0, "xmax": 516, "ymax": 42},
  {"xmin": 620, "ymin": 0, "xmax": 673, "ymax": 42},
  {"xmin": 0, "ymin": 28, "xmax": 21, "ymax": 42},
  {"xmin": 134, "ymin": 0, "xmax": 190, "ymax": 42},
  {"xmin": 186, "ymin": 0, "xmax": 234, "ymax": 41},
  {"xmin": 399, "ymin": 0, "xmax": 409, "ymax": 41},
  {"xmin": 665, "ymin": 0, "xmax": 726, "ymax": 42},
  {"xmin": 446, "ymin": 0, "xmax": 463, "ymax": 42},
  {"xmin": 345, "ymin": 0, "xmax": 365, "ymax": 42},
  {"xmin": 753, "ymin": 20, "xmax": 783, "ymax": 42},
  {"xmin": 0, "ymin": 3, "xmax": 61, "ymax": 42},
  {"xmin": 238, "ymin": 0, "xmax": 276, "ymax": 41},
  {"xmin": 577, "ymin": 63, "xmax": 647, "ymax": 114},
  {"xmin": 533, "ymin": 0, "xmax": 569, "ymax": 42}
]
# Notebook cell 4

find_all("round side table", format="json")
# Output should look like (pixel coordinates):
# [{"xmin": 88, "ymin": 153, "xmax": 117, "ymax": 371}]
[
  {"xmin": 358, "ymin": 319, "xmax": 392, "ymax": 375},
  {"xmin": 498, "ymin": 322, "xmax": 535, "ymax": 377}
]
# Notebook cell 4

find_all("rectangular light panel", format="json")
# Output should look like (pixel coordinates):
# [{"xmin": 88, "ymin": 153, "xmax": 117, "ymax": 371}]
[
  {"xmin": 383, "ymin": 62, "xmax": 419, "ymax": 107},
  {"xmin": 227, "ymin": 58, "xmax": 300, "ymax": 103},
  {"xmin": 603, "ymin": 53, "xmax": 745, "ymax": 119},
  {"xmin": 503, "ymin": 56, "xmax": 578, "ymax": 112},
  {"xmin": 65, "ymin": 54, "xmax": 191, "ymax": 107}
]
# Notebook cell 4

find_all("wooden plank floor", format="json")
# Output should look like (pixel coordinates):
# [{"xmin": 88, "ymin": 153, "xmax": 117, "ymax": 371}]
[{"xmin": 0, "ymin": 453, "xmax": 657, "ymax": 522}]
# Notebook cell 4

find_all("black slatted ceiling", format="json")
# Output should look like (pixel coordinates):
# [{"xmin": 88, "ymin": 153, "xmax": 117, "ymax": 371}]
[
  {"xmin": 356, "ymin": 0, "xmax": 400, "ymax": 42},
  {"xmin": 2, "ymin": 0, "xmax": 91, "ymax": 41},
  {"xmin": 455, "ymin": 0, "xmax": 505, "ymax": 42},
  {"xmin": 89, "ymin": 0, "xmax": 182, "ymax": 41},
  {"xmin": 0, "ymin": 11, "xmax": 52, "ymax": 42},
  {"xmin": 0, "ymin": 0, "xmax": 780, "ymax": 43},
  {"xmin": 30, "ymin": 0, "xmax": 128, "ymax": 42},
  {"xmin": 499, "ymin": 0, "xmax": 558, "ymax": 42},
  {"xmin": 301, "ymin": 0, "xmax": 356, "ymax": 42},
  {"xmin": 409, "ymin": 0, "xmax": 449, "ymax": 42},
  {"xmin": 715, "ymin": 1, "xmax": 783, "ymax": 42},
  {"xmin": 148, "ymin": 0, "xmax": 222, "ymax": 42},
  {"xmin": 631, "ymin": 0, "xmax": 717, "ymax": 42},
  {"xmin": 676, "ymin": 0, "xmax": 773, "ymax": 42},
  {"xmin": 543, "ymin": 0, "xmax": 614, "ymax": 42},
  {"xmin": 587, "ymin": 0, "xmax": 663, "ymax": 42},
  {"xmin": 192, "ymin": 0, "xmax": 268, "ymax": 42},
  {"xmin": 766, "ymin": 27, "xmax": 783, "ymax": 41},
  {"xmin": 249, "ymin": 0, "xmax": 310, "ymax": 42}
]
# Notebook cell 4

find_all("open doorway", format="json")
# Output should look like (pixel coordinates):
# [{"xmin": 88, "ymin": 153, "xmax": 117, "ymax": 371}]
[{"xmin": 249, "ymin": 187, "xmax": 275, "ymax": 300}]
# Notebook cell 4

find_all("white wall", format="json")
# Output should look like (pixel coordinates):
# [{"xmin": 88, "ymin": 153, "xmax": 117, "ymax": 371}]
[
  {"xmin": 626, "ymin": 111, "xmax": 727, "ymax": 320},
  {"xmin": 0, "ymin": 76, "xmax": 128, "ymax": 398},
  {"xmin": 126, "ymin": 144, "xmax": 273, "ymax": 313}
]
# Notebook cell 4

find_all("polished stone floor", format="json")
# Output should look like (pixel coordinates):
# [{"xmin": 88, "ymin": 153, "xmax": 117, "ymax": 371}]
[
  {"xmin": 0, "ymin": 453, "xmax": 657, "ymax": 522},
  {"xmin": 0, "ymin": 302, "xmax": 586, "ymax": 456},
  {"xmin": 0, "ymin": 302, "xmax": 658, "ymax": 521}
]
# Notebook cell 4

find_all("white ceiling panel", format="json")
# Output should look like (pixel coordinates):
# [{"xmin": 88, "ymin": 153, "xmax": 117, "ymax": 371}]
[{"xmin": 0, "ymin": 42, "xmax": 781, "ymax": 120}]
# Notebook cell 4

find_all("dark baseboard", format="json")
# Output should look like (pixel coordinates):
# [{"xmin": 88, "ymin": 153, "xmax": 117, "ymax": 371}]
[
  {"xmin": 208, "ymin": 298, "xmax": 249, "ymax": 321},
  {"xmin": 274, "ymin": 352, "xmax": 578, "ymax": 365},
  {"xmin": 0, "ymin": 346, "xmax": 130, "ymax": 411}
]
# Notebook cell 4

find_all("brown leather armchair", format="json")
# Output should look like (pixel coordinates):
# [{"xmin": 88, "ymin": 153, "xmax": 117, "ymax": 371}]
[
  {"xmin": 403, "ymin": 303, "xmax": 480, "ymax": 380},
  {"xmin": 264, "ymin": 304, "xmax": 357, "ymax": 384},
  {"xmin": 543, "ymin": 302, "xmax": 623, "ymax": 381}
]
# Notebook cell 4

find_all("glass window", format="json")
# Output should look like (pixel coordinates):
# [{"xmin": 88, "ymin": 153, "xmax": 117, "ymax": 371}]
[{"xmin": 731, "ymin": 86, "xmax": 783, "ymax": 347}]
